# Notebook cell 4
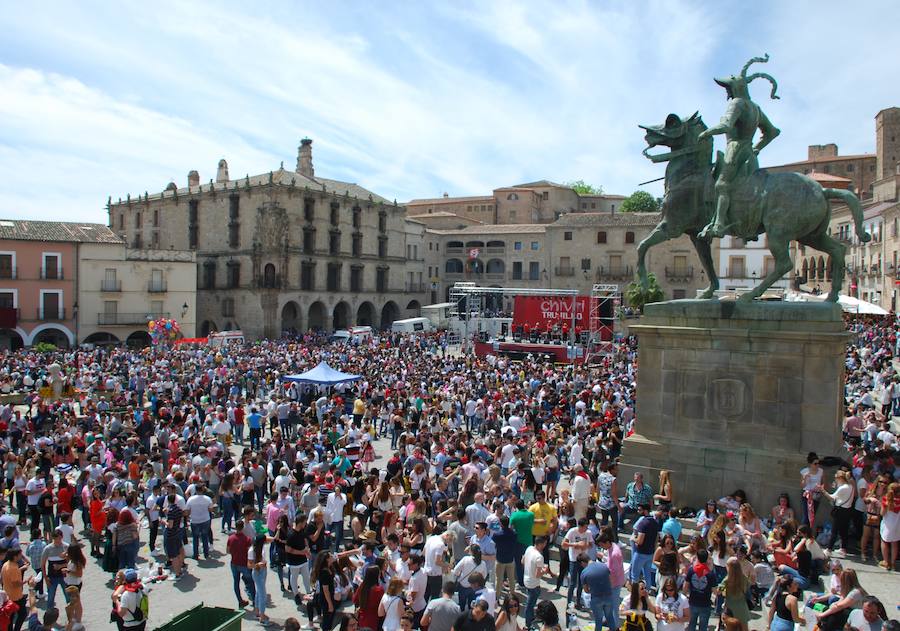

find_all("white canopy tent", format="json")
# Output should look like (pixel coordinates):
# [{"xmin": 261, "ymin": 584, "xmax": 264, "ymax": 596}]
[{"xmin": 785, "ymin": 292, "xmax": 889, "ymax": 315}]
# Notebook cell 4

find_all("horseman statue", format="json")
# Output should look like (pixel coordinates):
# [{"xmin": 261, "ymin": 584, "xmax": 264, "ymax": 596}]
[{"xmin": 635, "ymin": 54, "xmax": 870, "ymax": 302}]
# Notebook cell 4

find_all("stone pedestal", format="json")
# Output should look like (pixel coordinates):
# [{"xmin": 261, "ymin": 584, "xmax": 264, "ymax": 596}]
[{"xmin": 621, "ymin": 300, "xmax": 848, "ymax": 512}]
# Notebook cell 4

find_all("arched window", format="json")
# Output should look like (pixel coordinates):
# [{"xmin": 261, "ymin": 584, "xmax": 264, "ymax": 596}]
[
  {"xmin": 507, "ymin": 193, "xmax": 519, "ymax": 201},
  {"xmin": 445, "ymin": 259, "xmax": 464, "ymax": 274},
  {"xmin": 263, "ymin": 263, "xmax": 277, "ymax": 288}
]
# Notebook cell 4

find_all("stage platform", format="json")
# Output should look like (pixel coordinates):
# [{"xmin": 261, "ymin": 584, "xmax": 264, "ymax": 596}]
[{"xmin": 473, "ymin": 339, "xmax": 584, "ymax": 363}]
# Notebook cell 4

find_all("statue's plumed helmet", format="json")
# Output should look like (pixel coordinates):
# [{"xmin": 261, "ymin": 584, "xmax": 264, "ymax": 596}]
[{"xmin": 714, "ymin": 54, "xmax": 779, "ymax": 100}]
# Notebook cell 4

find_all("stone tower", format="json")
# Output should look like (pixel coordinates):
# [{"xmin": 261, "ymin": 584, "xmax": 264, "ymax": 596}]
[
  {"xmin": 296, "ymin": 138, "xmax": 314, "ymax": 178},
  {"xmin": 216, "ymin": 159, "xmax": 229, "ymax": 183},
  {"xmin": 875, "ymin": 107, "xmax": 900, "ymax": 181}
]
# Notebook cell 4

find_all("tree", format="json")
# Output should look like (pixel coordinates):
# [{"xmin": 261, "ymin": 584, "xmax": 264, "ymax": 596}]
[
  {"xmin": 567, "ymin": 180, "xmax": 603, "ymax": 195},
  {"xmin": 620, "ymin": 190, "xmax": 660, "ymax": 213},
  {"xmin": 625, "ymin": 272, "xmax": 664, "ymax": 312}
]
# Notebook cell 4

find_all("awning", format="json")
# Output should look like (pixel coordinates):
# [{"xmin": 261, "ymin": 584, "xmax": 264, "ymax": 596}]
[{"xmin": 283, "ymin": 361, "xmax": 361, "ymax": 385}]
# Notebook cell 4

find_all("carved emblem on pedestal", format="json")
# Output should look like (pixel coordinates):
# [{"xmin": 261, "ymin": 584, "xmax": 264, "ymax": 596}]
[{"xmin": 711, "ymin": 378, "xmax": 747, "ymax": 417}]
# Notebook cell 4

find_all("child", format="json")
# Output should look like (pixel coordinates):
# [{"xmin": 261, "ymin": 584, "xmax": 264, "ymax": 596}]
[
  {"xmin": 25, "ymin": 528, "xmax": 46, "ymax": 599},
  {"xmin": 64, "ymin": 585, "xmax": 82, "ymax": 631},
  {"xmin": 749, "ymin": 550, "xmax": 774, "ymax": 609}
]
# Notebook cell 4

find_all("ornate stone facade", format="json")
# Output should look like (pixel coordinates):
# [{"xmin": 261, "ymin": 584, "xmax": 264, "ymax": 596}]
[{"xmin": 108, "ymin": 140, "xmax": 427, "ymax": 339}]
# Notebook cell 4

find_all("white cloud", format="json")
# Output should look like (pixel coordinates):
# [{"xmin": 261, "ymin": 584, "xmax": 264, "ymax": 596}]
[{"xmin": 0, "ymin": 0, "xmax": 898, "ymax": 222}]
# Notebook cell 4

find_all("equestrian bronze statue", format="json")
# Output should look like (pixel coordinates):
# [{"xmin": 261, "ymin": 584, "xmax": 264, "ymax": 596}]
[{"xmin": 635, "ymin": 55, "xmax": 869, "ymax": 302}]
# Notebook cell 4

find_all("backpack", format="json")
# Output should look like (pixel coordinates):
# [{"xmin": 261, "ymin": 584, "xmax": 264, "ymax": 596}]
[{"xmin": 132, "ymin": 589, "xmax": 149, "ymax": 621}]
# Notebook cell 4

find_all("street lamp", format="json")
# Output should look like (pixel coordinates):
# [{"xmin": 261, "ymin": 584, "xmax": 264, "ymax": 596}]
[{"xmin": 181, "ymin": 302, "xmax": 189, "ymax": 318}]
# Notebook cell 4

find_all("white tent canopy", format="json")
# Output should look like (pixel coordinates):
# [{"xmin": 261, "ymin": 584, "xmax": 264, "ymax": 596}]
[{"xmin": 785, "ymin": 292, "xmax": 889, "ymax": 315}]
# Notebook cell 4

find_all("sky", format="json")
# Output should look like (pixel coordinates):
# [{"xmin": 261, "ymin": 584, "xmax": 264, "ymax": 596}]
[{"xmin": 1, "ymin": 0, "xmax": 899, "ymax": 223}]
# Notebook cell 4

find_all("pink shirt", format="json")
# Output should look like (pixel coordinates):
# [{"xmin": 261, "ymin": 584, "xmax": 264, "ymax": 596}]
[
  {"xmin": 265, "ymin": 503, "xmax": 284, "ymax": 532},
  {"xmin": 606, "ymin": 543, "xmax": 625, "ymax": 588}
]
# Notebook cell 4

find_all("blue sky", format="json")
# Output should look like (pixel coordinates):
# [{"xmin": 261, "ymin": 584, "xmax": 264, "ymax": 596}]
[{"xmin": 1, "ymin": 0, "xmax": 898, "ymax": 222}]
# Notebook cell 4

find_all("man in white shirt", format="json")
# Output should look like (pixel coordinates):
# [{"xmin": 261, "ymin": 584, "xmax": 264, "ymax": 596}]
[
  {"xmin": 523, "ymin": 536, "xmax": 548, "ymax": 629},
  {"xmin": 423, "ymin": 532, "xmax": 450, "ymax": 601},
  {"xmin": 325, "ymin": 487, "xmax": 347, "ymax": 551},
  {"xmin": 185, "ymin": 483, "xmax": 214, "ymax": 560},
  {"xmin": 571, "ymin": 465, "xmax": 592, "ymax": 520},
  {"xmin": 406, "ymin": 554, "xmax": 428, "ymax": 626},
  {"xmin": 469, "ymin": 572, "xmax": 496, "ymax": 615}
]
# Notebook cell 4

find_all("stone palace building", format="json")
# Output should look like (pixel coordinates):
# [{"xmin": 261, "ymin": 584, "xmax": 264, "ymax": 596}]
[{"xmin": 108, "ymin": 139, "xmax": 427, "ymax": 339}]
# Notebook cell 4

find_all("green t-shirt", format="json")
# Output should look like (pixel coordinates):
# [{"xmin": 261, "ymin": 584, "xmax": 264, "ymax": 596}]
[{"xmin": 510, "ymin": 509, "xmax": 535, "ymax": 546}]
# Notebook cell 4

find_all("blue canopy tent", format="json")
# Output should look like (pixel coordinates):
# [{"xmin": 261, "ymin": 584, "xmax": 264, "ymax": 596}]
[{"xmin": 282, "ymin": 361, "xmax": 361, "ymax": 385}]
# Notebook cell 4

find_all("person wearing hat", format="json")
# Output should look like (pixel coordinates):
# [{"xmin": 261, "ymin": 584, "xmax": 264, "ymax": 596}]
[{"xmin": 112, "ymin": 569, "xmax": 147, "ymax": 630}]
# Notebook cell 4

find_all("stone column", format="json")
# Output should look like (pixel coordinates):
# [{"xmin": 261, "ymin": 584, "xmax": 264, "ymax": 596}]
[{"xmin": 621, "ymin": 300, "xmax": 848, "ymax": 512}]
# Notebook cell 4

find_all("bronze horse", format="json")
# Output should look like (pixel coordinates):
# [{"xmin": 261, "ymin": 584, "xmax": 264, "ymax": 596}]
[{"xmin": 635, "ymin": 112, "xmax": 869, "ymax": 301}]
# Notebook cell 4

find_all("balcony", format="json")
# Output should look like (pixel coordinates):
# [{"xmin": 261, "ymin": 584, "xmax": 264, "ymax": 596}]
[
  {"xmin": 101, "ymin": 280, "xmax": 122, "ymax": 292},
  {"xmin": 406, "ymin": 282, "xmax": 427, "ymax": 293},
  {"xmin": 445, "ymin": 246, "xmax": 464, "ymax": 255},
  {"xmin": 0, "ymin": 267, "xmax": 17, "ymax": 280},
  {"xmin": 147, "ymin": 280, "xmax": 168, "ymax": 293},
  {"xmin": 555, "ymin": 265, "xmax": 575, "ymax": 277},
  {"xmin": 665, "ymin": 266, "xmax": 694, "ymax": 281},
  {"xmin": 485, "ymin": 246, "xmax": 505, "ymax": 256},
  {"xmin": 98, "ymin": 311, "xmax": 169, "ymax": 325},
  {"xmin": 484, "ymin": 272, "xmax": 506, "ymax": 281},
  {"xmin": 39, "ymin": 268, "xmax": 64, "ymax": 280},
  {"xmin": 37, "ymin": 307, "xmax": 66, "ymax": 321},
  {"xmin": 597, "ymin": 265, "xmax": 633, "ymax": 281}
]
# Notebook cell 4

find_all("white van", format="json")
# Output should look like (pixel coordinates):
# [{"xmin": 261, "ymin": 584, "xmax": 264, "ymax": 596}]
[
  {"xmin": 349, "ymin": 326, "xmax": 373, "ymax": 342},
  {"xmin": 208, "ymin": 330, "xmax": 245, "ymax": 348},
  {"xmin": 391, "ymin": 317, "xmax": 433, "ymax": 333}
]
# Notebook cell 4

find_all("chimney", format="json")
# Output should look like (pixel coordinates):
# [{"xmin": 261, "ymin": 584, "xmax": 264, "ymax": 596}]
[
  {"xmin": 296, "ymin": 138, "xmax": 314, "ymax": 177},
  {"xmin": 188, "ymin": 170, "xmax": 200, "ymax": 188},
  {"xmin": 216, "ymin": 159, "xmax": 229, "ymax": 183},
  {"xmin": 443, "ymin": 192, "xmax": 449, "ymax": 198}
]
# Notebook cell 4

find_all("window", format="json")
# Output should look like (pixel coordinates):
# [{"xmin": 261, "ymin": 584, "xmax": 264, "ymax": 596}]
[
  {"xmin": 118, "ymin": 214, "xmax": 124, "ymax": 231},
  {"xmin": 135, "ymin": 212, "xmax": 142, "ymax": 228},
  {"xmin": 847, "ymin": 164, "xmax": 854, "ymax": 172},
  {"xmin": 263, "ymin": 263, "xmax": 277, "ymax": 288},
  {"xmin": 581, "ymin": 258, "xmax": 591, "ymax": 271},
  {"xmin": 591, "ymin": 202, "xmax": 596, "ymax": 209},
  {"xmin": 467, "ymin": 206, "xmax": 472, "ymax": 212},
  {"xmin": 530, "ymin": 241, "xmax": 539, "ymax": 250},
  {"xmin": 597, "ymin": 231, "xmax": 607, "ymax": 244},
  {"xmin": 151, "ymin": 231, "xmax": 159, "ymax": 248},
  {"xmin": 326, "ymin": 263, "xmax": 341, "ymax": 291},
  {"xmin": 330, "ymin": 202, "xmax": 340, "ymax": 226},
  {"xmin": 823, "ymin": 165, "xmax": 831, "ymax": 174},
  {"xmin": 528, "ymin": 262, "xmax": 540, "ymax": 280},
  {"xmin": 625, "ymin": 231, "xmax": 635, "ymax": 244},
  {"xmin": 0, "ymin": 292, "xmax": 14, "ymax": 308},
  {"xmin": 378, "ymin": 236, "xmax": 388, "ymax": 258},
  {"xmin": 509, "ymin": 210, "xmax": 517, "ymax": 219},
  {"xmin": 378, "ymin": 211, "xmax": 387, "ymax": 233},
  {"xmin": 149, "ymin": 268, "xmax": 166, "ymax": 292},
  {"xmin": 39, "ymin": 290, "xmax": 62, "ymax": 319},
  {"xmin": 514, "ymin": 242, "xmax": 522, "ymax": 250},
  {"xmin": 303, "ymin": 227, "xmax": 316, "ymax": 252},
  {"xmin": 376, "ymin": 268, "xmax": 388, "ymax": 293},
  {"xmin": 673, "ymin": 289, "xmax": 686, "ymax": 299},
  {"xmin": 507, "ymin": 193, "xmax": 519, "ymax": 201},
  {"xmin": 101, "ymin": 268, "xmax": 118, "ymax": 291},
  {"xmin": 103, "ymin": 301, "xmax": 117, "ymax": 319},
  {"xmin": 0, "ymin": 253, "xmax": 14, "ymax": 279},
  {"xmin": 352, "ymin": 233, "xmax": 362, "ymax": 257},
  {"xmin": 228, "ymin": 195, "xmax": 240, "ymax": 248},
  {"xmin": 153, "ymin": 209, "xmax": 159, "ymax": 227},
  {"xmin": 542, "ymin": 191, "xmax": 548, "ymax": 200},
  {"xmin": 303, "ymin": 198, "xmax": 315, "ymax": 222},
  {"xmin": 512, "ymin": 262, "xmax": 523, "ymax": 280},
  {"xmin": 729, "ymin": 256, "xmax": 746, "ymax": 278},
  {"xmin": 203, "ymin": 261, "xmax": 216, "ymax": 289},
  {"xmin": 42, "ymin": 253, "xmax": 61, "ymax": 280},
  {"xmin": 564, "ymin": 232, "xmax": 573, "ymax": 241},
  {"xmin": 227, "ymin": 262, "xmax": 240, "ymax": 288},
  {"xmin": 610, "ymin": 204, "xmax": 615, "ymax": 212},
  {"xmin": 301, "ymin": 262, "xmax": 315, "ymax": 290},
  {"xmin": 151, "ymin": 300, "xmax": 164, "ymax": 315},
  {"xmin": 350, "ymin": 265, "xmax": 363, "ymax": 292},
  {"xmin": 581, "ymin": 203, "xmax": 587, "ymax": 209},
  {"xmin": 329, "ymin": 230, "xmax": 341, "ymax": 255},
  {"xmin": 188, "ymin": 200, "xmax": 199, "ymax": 249},
  {"xmin": 222, "ymin": 298, "xmax": 234, "ymax": 317},
  {"xmin": 352, "ymin": 206, "xmax": 361, "ymax": 229}
]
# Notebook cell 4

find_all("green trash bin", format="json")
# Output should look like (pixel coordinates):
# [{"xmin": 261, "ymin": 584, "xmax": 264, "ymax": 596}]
[{"xmin": 153, "ymin": 602, "xmax": 244, "ymax": 631}]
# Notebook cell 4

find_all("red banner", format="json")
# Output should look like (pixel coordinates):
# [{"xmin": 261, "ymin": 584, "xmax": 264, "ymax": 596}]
[{"xmin": 512, "ymin": 295, "xmax": 590, "ymax": 333}]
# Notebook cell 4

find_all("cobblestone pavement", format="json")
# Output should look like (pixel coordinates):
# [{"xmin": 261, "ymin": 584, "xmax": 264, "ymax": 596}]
[{"xmin": 43, "ymin": 431, "xmax": 900, "ymax": 630}]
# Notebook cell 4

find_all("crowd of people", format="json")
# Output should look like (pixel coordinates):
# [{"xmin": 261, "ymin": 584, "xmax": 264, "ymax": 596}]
[{"xmin": 0, "ymin": 315, "xmax": 893, "ymax": 631}]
